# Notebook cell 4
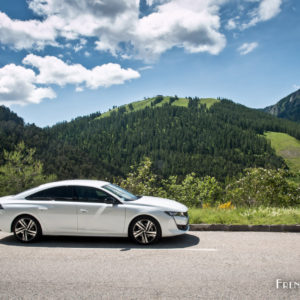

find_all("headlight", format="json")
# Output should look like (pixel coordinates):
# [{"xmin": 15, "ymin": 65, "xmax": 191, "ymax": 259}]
[{"xmin": 165, "ymin": 211, "xmax": 187, "ymax": 217}]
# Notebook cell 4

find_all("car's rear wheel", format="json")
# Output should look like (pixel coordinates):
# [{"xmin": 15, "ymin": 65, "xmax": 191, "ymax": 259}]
[
  {"xmin": 129, "ymin": 216, "xmax": 161, "ymax": 245},
  {"xmin": 13, "ymin": 216, "xmax": 42, "ymax": 243}
]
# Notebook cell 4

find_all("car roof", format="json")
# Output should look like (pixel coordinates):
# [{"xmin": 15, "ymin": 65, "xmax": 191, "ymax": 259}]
[
  {"xmin": 14, "ymin": 179, "xmax": 110, "ymax": 199},
  {"xmin": 38, "ymin": 179, "xmax": 109, "ymax": 188}
]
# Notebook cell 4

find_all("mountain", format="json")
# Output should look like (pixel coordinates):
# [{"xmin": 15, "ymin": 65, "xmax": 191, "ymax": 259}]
[
  {"xmin": 1, "ymin": 96, "xmax": 300, "ymax": 182},
  {"xmin": 263, "ymin": 89, "xmax": 300, "ymax": 122}
]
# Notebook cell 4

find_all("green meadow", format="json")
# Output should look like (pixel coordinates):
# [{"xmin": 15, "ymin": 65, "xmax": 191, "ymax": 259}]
[
  {"xmin": 97, "ymin": 96, "xmax": 219, "ymax": 119},
  {"xmin": 265, "ymin": 131, "xmax": 300, "ymax": 172}
]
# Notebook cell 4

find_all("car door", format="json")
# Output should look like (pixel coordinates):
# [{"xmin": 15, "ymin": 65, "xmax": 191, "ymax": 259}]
[
  {"xmin": 74, "ymin": 186, "xmax": 126, "ymax": 235},
  {"xmin": 26, "ymin": 186, "xmax": 77, "ymax": 234}
]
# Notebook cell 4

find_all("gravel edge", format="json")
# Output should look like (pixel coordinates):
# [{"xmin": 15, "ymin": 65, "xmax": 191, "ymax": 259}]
[{"xmin": 189, "ymin": 224, "xmax": 300, "ymax": 232}]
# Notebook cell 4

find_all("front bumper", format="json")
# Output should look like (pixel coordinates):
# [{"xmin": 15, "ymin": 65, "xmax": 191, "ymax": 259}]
[
  {"xmin": 162, "ymin": 213, "xmax": 189, "ymax": 237},
  {"xmin": 176, "ymin": 224, "xmax": 189, "ymax": 231}
]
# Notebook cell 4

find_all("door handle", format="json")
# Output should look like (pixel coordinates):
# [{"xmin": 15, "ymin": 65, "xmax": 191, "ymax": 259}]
[
  {"xmin": 80, "ymin": 209, "xmax": 88, "ymax": 213},
  {"xmin": 38, "ymin": 207, "xmax": 48, "ymax": 211}
]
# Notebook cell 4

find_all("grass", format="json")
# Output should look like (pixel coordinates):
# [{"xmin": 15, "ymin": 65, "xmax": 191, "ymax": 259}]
[
  {"xmin": 265, "ymin": 131, "xmax": 300, "ymax": 172},
  {"xmin": 96, "ymin": 96, "xmax": 220, "ymax": 119},
  {"xmin": 189, "ymin": 207, "xmax": 300, "ymax": 225},
  {"xmin": 199, "ymin": 98, "xmax": 219, "ymax": 109},
  {"xmin": 172, "ymin": 97, "xmax": 189, "ymax": 107}
]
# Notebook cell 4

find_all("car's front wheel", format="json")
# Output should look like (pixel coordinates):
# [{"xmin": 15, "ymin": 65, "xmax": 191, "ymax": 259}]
[
  {"xmin": 129, "ymin": 216, "xmax": 161, "ymax": 245},
  {"xmin": 12, "ymin": 215, "xmax": 42, "ymax": 243}
]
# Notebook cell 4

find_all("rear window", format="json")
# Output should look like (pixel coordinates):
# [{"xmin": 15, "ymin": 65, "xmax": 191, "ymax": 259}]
[{"xmin": 26, "ymin": 186, "xmax": 73, "ymax": 201}]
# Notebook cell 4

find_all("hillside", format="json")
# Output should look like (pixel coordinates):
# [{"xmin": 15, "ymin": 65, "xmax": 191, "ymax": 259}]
[
  {"xmin": 0, "ymin": 106, "xmax": 43, "ymax": 163},
  {"xmin": 263, "ymin": 89, "xmax": 300, "ymax": 122},
  {"xmin": 265, "ymin": 132, "xmax": 300, "ymax": 172},
  {"xmin": 31, "ymin": 98, "xmax": 300, "ymax": 181},
  {"xmin": 1, "ymin": 97, "xmax": 300, "ymax": 182},
  {"xmin": 97, "ymin": 96, "xmax": 219, "ymax": 119}
]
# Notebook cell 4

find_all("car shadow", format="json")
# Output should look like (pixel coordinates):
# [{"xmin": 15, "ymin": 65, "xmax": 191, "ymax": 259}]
[{"xmin": 0, "ymin": 233, "xmax": 199, "ymax": 250}]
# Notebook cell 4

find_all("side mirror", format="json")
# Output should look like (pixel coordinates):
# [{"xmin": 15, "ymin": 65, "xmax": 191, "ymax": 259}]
[{"xmin": 104, "ymin": 196, "xmax": 117, "ymax": 205}]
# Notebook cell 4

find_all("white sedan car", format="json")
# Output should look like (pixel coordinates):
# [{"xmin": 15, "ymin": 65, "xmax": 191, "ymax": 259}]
[{"xmin": 0, "ymin": 180, "xmax": 189, "ymax": 245}]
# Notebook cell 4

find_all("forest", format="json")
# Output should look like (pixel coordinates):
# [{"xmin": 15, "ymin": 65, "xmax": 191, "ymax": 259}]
[{"xmin": 1, "ymin": 97, "xmax": 300, "ymax": 184}]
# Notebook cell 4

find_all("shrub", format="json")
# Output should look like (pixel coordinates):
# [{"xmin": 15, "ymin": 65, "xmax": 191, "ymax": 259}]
[
  {"xmin": 164, "ymin": 173, "xmax": 222, "ymax": 207},
  {"xmin": 225, "ymin": 168, "xmax": 300, "ymax": 207},
  {"xmin": 119, "ymin": 157, "xmax": 160, "ymax": 196},
  {"xmin": 119, "ymin": 158, "xmax": 222, "ymax": 207},
  {"xmin": 119, "ymin": 159, "xmax": 300, "ymax": 209},
  {"xmin": 0, "ymin": 142, "xmax": 56, "ymax": 196}
]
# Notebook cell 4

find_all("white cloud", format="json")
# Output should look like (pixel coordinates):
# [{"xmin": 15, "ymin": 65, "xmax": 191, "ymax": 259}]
[
  {"xmin": 145, "ymin": 0, "xmax": 168, "ymax": 6},
  {"xmin": 226, "ymin": 18, "xmax": 237, "ymax": 30},
  {"xmin": 0, "ymin": 0, "xmax": 285, "ymax": 60},
  {"xmin": 243, "ymin": 0, "xmax": 282, "ymax": 28},
  {"xmin": 0, "ymin": 0, "xmax": 228, "ymax": 60},
  {"xmin": 73, "ymin": 38, "xmax": 87, "ymax": 52},
  {"xmin": 0, "ymin": 64, "xmax": 56, "ymax": 106},
  {"xmin": 257, "ymin": 0, "xmax": 282, "ymax": 21},
  {"xmin": 79, "ymin": 38, "xmax": 87, "ymax": 45},
  {"xmin": 28, "ymin": 0, "xmax": 139, "ymax": 44},
  {"xmin": 0, "ymin": 55, "xmax": 140, "ymax": 106},
  {"xmin": 74, "ymin": 44, "xmax": 83, "ymax": 52},
  {"xmin": 139, "ymin": 66, "xmax": 153, "ymax": 71},
  {"xmin": 23, "ymin": 54, "xmax": 140, "ymax": 89},
  {"xmin": 238, "ymin": 42, "xmax": 258, "ymax": 55},
  {"xmin": 0, "ymin": 12, "xmax": 59, "ymax": 50},
  {"xmin": 133, "ymin": 0, "xmax": 227, "ymax": 60},
  {"xmin": 75, "ymin": 86, "xmax": 84, "ymax": 92},
  {"xmin": 145, "ymin": 0, "xmax": 156, "ymax": 5}
]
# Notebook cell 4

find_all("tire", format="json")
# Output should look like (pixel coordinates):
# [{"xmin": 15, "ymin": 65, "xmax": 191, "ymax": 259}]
[
  {"xmin": 129, "ymin": 216, "xmax": 161, "ymax": 245},
  {"xmin": 12, "ymin": 215, "xmax": 42, "ymax": 243}
]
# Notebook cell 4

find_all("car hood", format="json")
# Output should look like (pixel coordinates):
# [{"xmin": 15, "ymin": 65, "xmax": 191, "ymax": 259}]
[{"xmin": 131, "ymin": 196, "xmax": 187, "ymax": 212}]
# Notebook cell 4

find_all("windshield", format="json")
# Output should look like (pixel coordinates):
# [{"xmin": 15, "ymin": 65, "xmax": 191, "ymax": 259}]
[{"xmin": 102, "ymin": 184, "xmax": 139, "ymax": 201}]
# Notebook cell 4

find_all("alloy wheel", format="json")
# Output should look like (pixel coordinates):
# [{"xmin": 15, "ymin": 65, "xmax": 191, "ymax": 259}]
[
  {"xmin": 132, "ymin": 218, "xmax": 158, "ymax": 244},
  {"xmin": 14, "ymin": 217, "xmax": 38, "ymax": 242}
]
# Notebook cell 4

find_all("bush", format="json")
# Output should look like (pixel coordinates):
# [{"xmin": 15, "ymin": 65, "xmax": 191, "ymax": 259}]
[
  {"xmin": 0, "ymin": 142, "xmax": 56, "ymax": 196},
  {"xmin": 119, "ymin": 158, "xmax": 222, "ymax": 207},
  {"xmin": 119, "ymin": 157, "xmax": 160, "ymax": 196},
  {"xmin": 163, "ymin": 173, "xmax": 222, "ymax": 207},
  {"xmin": 225, "ymin": 168, "xmax": 300, "ymax": 207},
  {"xmin": 119, "ymin": 159, "xmax": 300, "ymax": 208}
]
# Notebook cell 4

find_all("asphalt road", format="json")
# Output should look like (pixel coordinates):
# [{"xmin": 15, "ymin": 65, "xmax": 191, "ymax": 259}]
[{"xmin": 0, "ymin": 231, "xmax": 299, "ymax": 300}]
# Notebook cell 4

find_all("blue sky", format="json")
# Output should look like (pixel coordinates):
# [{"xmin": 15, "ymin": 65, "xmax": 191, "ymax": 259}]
[{"xmin": 0, "ymin": 0, "xmax": 299, "ymax": 127}]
